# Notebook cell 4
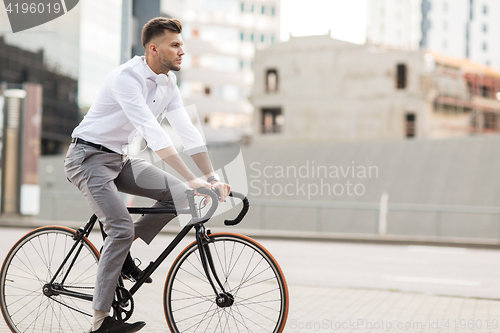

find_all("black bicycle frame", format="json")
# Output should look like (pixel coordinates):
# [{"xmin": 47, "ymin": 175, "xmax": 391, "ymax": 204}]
[{"xmin": 47, "ymin": 188, "xmax": 230, "ymax": 303}]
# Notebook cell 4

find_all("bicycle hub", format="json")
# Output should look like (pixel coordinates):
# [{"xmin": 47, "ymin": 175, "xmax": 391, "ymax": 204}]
[
  {"xmin": 42, "ymin": 283, "xmax": 56, "ymax": 297},
  {"xmin": 216, "ymin": 292, "xmax": 234, "ymax": 308}
]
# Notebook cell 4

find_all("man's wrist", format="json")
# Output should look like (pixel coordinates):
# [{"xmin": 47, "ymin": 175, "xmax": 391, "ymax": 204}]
[{"xmin": 206, "ymin": 173, "xmax": 220, "ymax": 183}]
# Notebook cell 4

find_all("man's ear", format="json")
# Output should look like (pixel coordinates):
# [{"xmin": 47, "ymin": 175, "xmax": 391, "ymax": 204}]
[{"xmin": 148, "ymin": 43, "xmax": 158, "ymax": 56}]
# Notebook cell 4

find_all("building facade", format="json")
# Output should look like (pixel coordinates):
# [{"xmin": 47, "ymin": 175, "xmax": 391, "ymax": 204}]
[
  {"xmin": 0, "ymin": 1, "xmax": 123, "ymax": 153},
  {"xmin": 159, "ymin": 0, "xmax": 280, "ymax": 135},
  {"xmin": 250, "ymin": 34, "xmax": 500, "ymax": 146},
  {"xmin": 366, "ymin": 0, "xmax": 500, "ymax": 70},
  {"xmin": 0, "ymin": 37, "xmax": 79, "ymax": 154},
  {"xmin": 0, "ymin": 1, "xmax": 123, "ymax": 109}
]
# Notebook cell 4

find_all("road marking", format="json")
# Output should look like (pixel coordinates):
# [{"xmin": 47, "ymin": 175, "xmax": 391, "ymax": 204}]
[
  {"xmin": 383, "ymin": 275, "xmax": 481, "ymax": 286},
  {"xmin": 407, "ymin": 246, "xmax": 467, "ymax": 254}
]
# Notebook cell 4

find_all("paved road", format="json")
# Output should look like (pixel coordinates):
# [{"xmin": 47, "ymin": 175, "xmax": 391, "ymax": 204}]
[{"xmin": 1, "ymin": 226, "xmax": 500, "ymax": 332}]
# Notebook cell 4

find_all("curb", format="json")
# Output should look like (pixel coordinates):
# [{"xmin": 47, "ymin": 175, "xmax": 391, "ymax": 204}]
[{"xmin": 1, "ymin": 217, "xmax": 499, "ymax": 250}]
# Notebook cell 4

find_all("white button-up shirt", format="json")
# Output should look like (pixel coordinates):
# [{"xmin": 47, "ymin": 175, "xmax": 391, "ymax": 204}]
[{"xmin": 72, "ymin": 56, "xmax": 206, "ymax": 155}]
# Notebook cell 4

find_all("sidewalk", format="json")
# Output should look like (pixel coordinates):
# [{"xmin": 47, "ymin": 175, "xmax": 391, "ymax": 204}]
[
  {"xmin": 2, "ymin": 283, "xmax": 495, "ymax": 333},
  {"xmin": 283, "ymin": 285, "xmax": 500, "ymax": 333},
  {"xmin": 1, "ymin": 285, "xmax": 499, "ymax": 332},
  {"xmin": 123, "ymin": 282, "xmax": 500, "ymax": 333}
]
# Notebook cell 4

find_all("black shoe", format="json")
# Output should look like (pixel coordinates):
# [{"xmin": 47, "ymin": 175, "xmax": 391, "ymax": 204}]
[
  {"xmin": 90, "ymin": 316, "xmax": 145, "ymax": 333},
  {"xmin": 122, "ymin": 252, "xmax": 153, "ymax": 283}
]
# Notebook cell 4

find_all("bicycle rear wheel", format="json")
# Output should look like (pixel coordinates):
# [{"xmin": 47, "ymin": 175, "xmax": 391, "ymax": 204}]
[
  {"xmin": 164, "ymin": 232, "xmax": 289, "ymax": 333},
  {"xmin": 0, "ymin": 226, "xmax": 100, "ymax": 333}
]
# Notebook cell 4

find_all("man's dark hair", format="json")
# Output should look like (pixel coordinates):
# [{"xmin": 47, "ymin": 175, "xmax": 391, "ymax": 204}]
[{"xmin": 142, "ymin": 17, "xmax": 182, "ymax": 48}]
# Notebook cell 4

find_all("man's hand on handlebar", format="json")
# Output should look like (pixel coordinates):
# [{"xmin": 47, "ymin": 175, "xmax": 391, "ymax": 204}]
[
  {"xmin": 209, "ymin": 181, "xmax": 230, "ymax": 202},
  {"xmin": 188, "ymin": 178, "xmax": 211, "ymax": 195},
  {"xmin": 188, "ymin": 178, "xmax": 230, "ymax": 202}
]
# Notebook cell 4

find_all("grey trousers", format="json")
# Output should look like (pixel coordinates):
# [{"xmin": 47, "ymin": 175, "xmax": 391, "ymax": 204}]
[{"xmin": 64, "ymin": 142, "xmax": 189, "ymax": 311}]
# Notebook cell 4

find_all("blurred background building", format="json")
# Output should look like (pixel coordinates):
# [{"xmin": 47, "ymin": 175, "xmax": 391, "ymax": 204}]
[
  {"xmin": 251, "ymin": 34, "xmax": 500, "ymax": 146},
  {"xmin": 366, "ymin": 0, "xmax": 500, "ymax": 70},
  {"xmin": 0, "ymin": 37, "xmax": 78, "ymax": 155},
  {"xmin": 161, "ymin": 0, "xmax": 280, "ymax": 143},
  {"xmin": 0, "ymin": 0, "xmax": 122, "ymax": 154},
  {"xmin": 1, "ymin": 0, "xmax": 500, "ymax": 243}
]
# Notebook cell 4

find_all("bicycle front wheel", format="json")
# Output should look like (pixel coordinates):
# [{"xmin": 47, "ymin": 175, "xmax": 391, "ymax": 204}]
[
  {"xmin": 164, "ymin": 232, "xmax": 289, "ymax": 333},
  {"xmin": 0, "ymin": 226, "xmax": 100, "ymax": 333}
]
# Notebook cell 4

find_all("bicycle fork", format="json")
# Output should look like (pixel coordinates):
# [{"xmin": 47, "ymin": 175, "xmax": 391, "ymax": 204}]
[{"xmin": 195, "ymin": 225, "xmax": 234, "ymax": 308}]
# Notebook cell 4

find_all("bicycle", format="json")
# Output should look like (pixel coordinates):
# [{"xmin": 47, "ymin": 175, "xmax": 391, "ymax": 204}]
[{"xmin": 0, "ymin": 188, "xmax": 289, "ymax": 332}]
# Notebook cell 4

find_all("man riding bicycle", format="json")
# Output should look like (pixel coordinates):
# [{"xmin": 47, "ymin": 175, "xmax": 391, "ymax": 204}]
[{"xmin": 64, "ymin": 17, "xmax": 230, "ymax": 333}]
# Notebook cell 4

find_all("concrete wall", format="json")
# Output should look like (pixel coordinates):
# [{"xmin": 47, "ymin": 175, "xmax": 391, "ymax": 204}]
[
  {"xmin": 251, "ymin": 36, "xmax": 500, "ymax": 147},
  {"xmin": 251, "ymin": 35, "xmax": 432, "ymax": 145},
  {"xmin": 38, "ymin": 136, "xmax": 500, "ymax": 242}
]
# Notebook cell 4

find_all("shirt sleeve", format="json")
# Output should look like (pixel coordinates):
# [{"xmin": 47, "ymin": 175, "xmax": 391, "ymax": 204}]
[
  {"xmin": 166, "ymin": 84, "xmax": 208, "ymax": 155},
  {"xmin": 110, "ymin": 68, "xmax": 174, "ymax": 152}
]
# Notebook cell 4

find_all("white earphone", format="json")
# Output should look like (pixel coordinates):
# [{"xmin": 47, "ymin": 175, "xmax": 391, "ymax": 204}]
[
  {"xmin": 144, "ymin": 57, "xmax": 171, "ymax": 86},
  {"xmin": 156, "ymin": 73, "xmax": 170, "ymax": 86}
]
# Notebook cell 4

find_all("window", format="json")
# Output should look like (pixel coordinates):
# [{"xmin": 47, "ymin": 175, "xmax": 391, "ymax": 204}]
[
  {"xmin": 396, "ymin": 64, "xmax": 407, "ymax": 89},
  {"xmin": 261, "ymin": 108, "xmax": 283, "ymax": 134},
  {"xmin": 240, "ymin": 32, "xmax": 245, "ymax": 40},
  {"xmin": 250, "ymin": 33, "xmax": 254, "ymax": 42},
  {"xmin": 261, "ymin": 5, "xmax": 265, "ymax": 14},
  {"xmin": 483, "ymin": 23, "xmax": 488, "ymax": 32},
  {"xmin": 483, "ymin": 42, "xmax": 487, "ymax": 51},
  {"xmin": 484, "ymin": 112, "xmax": 498, "ymax": 130},
  {"xmin": 204, "ymin": 86, "xmax": 211, "ymax": 95},
  {"xmin": 467, "ymin": 82, "xmax": 474, "ymax": 97},
  {"xmin": 266, "ymin": 69, "xmax": 278, "ymax": 93},
  {"xmin": 271, "ymin": 35, "xmax": 275, "ymax": 44},
  {"xmin": 483, "ymin": 4, "xmax": 487, "ymax": 14},
  {"xmin": 405, "ymin": 113, "xmax": 416, "ymax": 138},
  {"xmin": 260, "ymin": 34, "xmax": 265, "ymax": 42},
  {"xmin": 271, "ymin": 7, "xmax": 275, "ymax": 16},
  {"xmin": 240, "ymin": 2, "xmax": 244, "ymax": 12},
  {"xmin": 481, "ymin": 85, "xmax": 491, "ymax": 98}
]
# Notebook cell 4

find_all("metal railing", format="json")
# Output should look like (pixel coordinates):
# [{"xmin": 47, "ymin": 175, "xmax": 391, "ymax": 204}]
[{"xmin": 250, "ymin": 197, "xmax": 500, "ymax": 241}]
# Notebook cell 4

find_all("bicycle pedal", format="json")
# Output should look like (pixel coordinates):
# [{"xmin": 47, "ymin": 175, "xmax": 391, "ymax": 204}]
[{"xmin": 121, "ymin": 273, "xmax": 137, "ymax": 283}]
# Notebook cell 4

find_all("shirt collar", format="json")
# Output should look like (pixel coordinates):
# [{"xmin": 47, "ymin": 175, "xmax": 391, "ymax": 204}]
[{"xmin": 142, "ymin": 56, "xmax": 159, "ymax": 82}]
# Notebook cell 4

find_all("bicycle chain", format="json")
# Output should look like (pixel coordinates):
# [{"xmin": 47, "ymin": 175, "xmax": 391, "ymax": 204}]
[
  {"xmin": 61, "ymin": 285, "xmax": 94, "ymax": 290},
  {"xmin": 48, "ymin": 296, "xmax": 92, "ymax": 317}
]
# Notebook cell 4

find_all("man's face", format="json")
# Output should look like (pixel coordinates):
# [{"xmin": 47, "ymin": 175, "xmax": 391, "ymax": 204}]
[{"xmin": 155, "ymin": 30, "xmax": 185, "ymax": 73}]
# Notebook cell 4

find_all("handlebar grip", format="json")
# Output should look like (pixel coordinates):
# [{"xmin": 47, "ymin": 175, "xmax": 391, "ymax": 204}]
[
  {"xmin": 224, "ymin": 191, "xmax": 249, "ymax": 226},
  {"xmin": 191, "ymin": 187, "xmax": 219, "ymax": 223}
]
